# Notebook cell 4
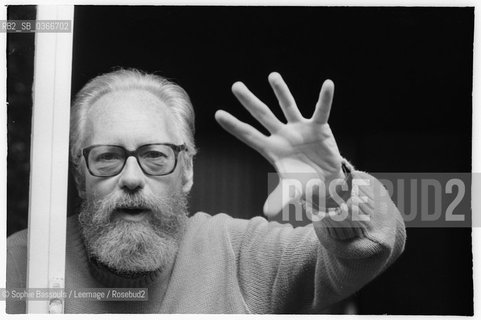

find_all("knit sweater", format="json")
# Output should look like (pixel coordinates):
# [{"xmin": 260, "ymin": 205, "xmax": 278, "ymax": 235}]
[{"xmin": 6, "ymin": 170, "xmax": 406, "ymax": 314}]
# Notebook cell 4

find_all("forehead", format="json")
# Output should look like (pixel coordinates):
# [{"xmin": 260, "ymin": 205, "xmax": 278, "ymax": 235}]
[{"xmin": 84, "ymin": 89, "xmax": 182, "ymax": 148}]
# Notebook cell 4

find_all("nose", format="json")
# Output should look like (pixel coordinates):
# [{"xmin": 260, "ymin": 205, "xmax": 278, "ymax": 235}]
[{"xmin": 118, "ymin": 156, "xmax": 146, "ymax": 192}]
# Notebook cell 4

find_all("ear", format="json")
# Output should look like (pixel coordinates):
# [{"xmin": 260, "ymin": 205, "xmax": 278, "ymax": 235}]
[
  {"xmin": 181, "ymin": 155, "xmax": 194, "ymax": 194},
  {"xmin": 73, "ymin": 166, "xmax": 87, "ymax": 200},
  {"xmin": 77, "ymin": 183, "xmax": 86, "ymax": 199}
]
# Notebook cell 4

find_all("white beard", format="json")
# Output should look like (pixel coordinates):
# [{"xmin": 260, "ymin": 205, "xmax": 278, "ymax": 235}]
[{"xmin": 78, "ymin": 189, "xmax": 188, "ymax": 275}]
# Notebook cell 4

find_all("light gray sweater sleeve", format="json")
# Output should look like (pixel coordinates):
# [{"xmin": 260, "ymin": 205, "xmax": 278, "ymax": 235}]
[
  {"xmin": 233, "ymin": 170, "xmax": 406, "ymax": 313},
  {"xmin": 6, "ymin": 229, "xmax": 28, "ymax": 314}
]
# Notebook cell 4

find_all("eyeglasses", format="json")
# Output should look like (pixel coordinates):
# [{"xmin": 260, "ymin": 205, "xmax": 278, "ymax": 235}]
[{"xmin": 82, "ymin": 143, "xmax": 187, "ymax": 177}]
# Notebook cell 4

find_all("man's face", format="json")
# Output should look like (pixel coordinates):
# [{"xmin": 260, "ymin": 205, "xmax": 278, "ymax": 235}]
[
  {"xmin": 77, "ymin": 89, "xmax": 190, "ymax": 275},
  {"xmin": 84, "ymin": 89, "xmax": 186, "ymax": 202}
]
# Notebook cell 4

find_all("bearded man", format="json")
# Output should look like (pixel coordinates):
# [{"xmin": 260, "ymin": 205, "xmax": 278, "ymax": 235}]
[{"xmin": 7, "ymin": 69, "xmax": 406, "ymax": 313}]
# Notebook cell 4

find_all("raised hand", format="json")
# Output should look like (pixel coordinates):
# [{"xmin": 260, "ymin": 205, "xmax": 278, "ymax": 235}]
[{"xmin": 215, "ymin": 72, "xmax": 345, "ymax": 217}]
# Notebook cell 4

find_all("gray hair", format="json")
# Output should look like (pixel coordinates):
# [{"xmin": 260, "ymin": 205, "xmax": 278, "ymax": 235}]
[{"xmin": 70, "ymin": 68, "xmax": 197, "ymax": 184}]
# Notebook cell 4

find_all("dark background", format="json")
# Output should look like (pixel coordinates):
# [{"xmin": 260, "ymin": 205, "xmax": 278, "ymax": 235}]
[{"xmin": 7, "ymin": 5, "xmax": 473, "ymax": 315}]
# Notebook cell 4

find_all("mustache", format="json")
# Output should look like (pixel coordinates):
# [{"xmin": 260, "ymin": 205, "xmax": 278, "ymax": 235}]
[{"xmin": 85, "ymin": 190, "xmax": 178, "ymax": 225}]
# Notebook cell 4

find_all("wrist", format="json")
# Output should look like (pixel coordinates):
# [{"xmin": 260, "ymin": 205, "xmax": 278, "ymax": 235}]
[
  {"xmin": 325, "ymin": 160, "xmax": 352, "ymax": 208},
  {"xmin": 301, "ymin": 159, "xmax": 353, "ymax": 211}
]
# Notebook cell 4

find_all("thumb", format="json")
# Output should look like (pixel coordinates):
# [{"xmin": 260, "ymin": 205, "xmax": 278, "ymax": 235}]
[{"xmin": 263, "ymin": 178, "xmax": 303, "ymax": 217}]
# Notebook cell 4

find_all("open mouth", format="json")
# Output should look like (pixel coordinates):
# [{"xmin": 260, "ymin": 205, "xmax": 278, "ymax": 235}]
[
  {"xmin": 115, "ymin": 207, "xmax": 150, "ymax": 221},
  {"xmin": 118, "ymin": 208, "xmax": 146, "ymax": 215}
]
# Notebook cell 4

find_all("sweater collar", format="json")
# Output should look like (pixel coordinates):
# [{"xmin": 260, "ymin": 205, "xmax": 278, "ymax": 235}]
[{"xmin": 87, "ymin": 256, "xmax": 165, "ymax": 288}]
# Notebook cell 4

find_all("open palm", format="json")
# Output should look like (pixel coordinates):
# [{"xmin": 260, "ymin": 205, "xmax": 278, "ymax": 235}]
[{"xmin": 215, "ymin": 72, "xmax": 344, "ymax": 216}]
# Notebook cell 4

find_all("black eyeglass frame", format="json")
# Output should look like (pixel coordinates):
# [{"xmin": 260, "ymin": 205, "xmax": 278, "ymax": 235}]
[{"xmin": 82, "ymin": 143, "xmax": 187, "ymax": 177}]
